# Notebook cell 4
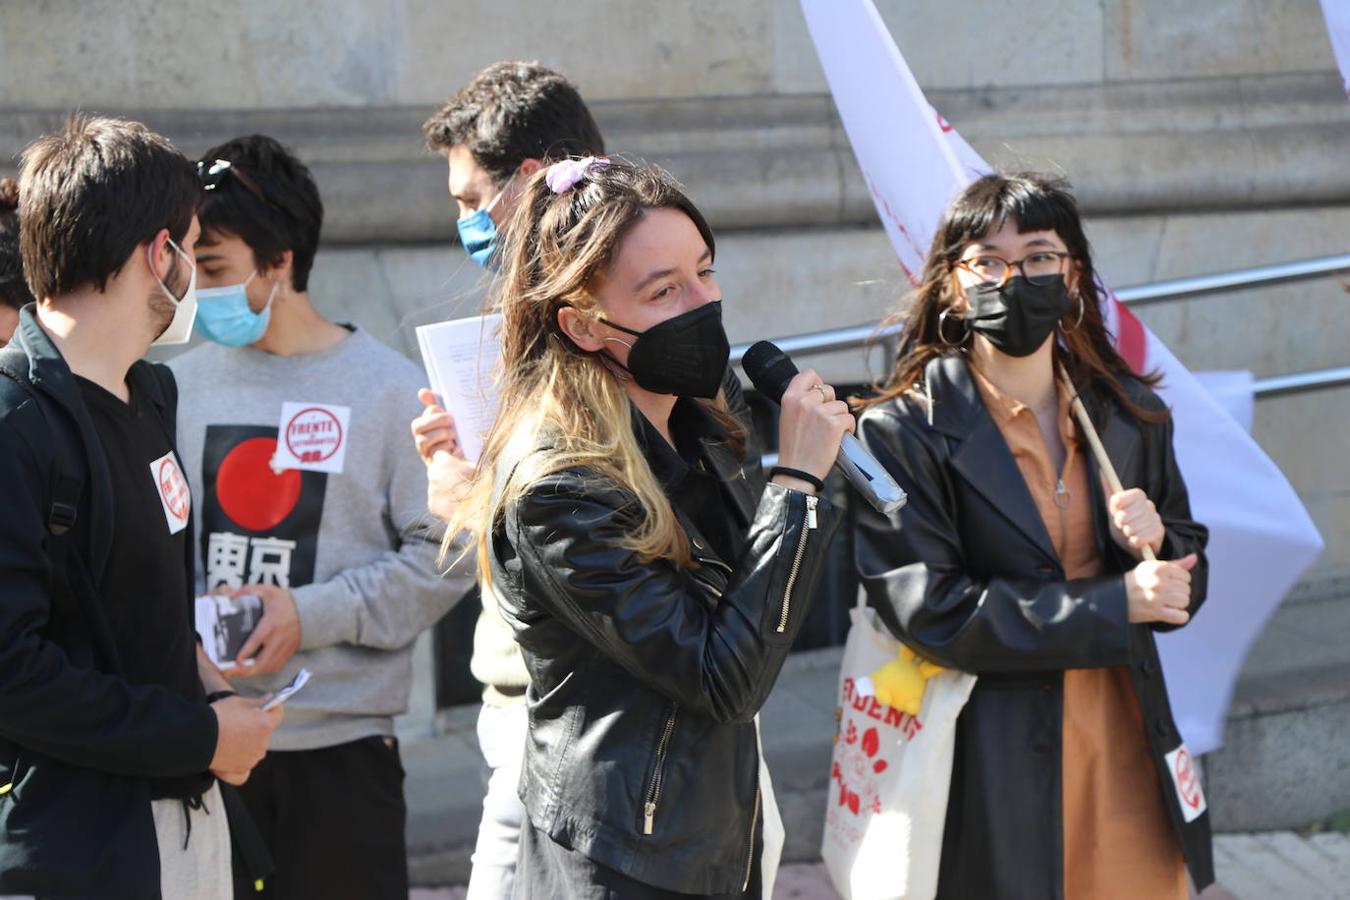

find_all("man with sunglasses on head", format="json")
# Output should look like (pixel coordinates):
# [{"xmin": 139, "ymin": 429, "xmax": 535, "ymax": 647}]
[
  {"xmin": 0, "ymin": 115, "xmax": 280, "ymax": 899},
  {"xmin": 169, "ymin": 134, "xmax": 456, "ymax": 899}
]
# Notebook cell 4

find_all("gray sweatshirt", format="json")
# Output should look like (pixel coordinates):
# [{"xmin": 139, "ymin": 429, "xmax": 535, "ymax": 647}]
[{"xmin": 170, "ymin": 327, "xmax": 467, "ymax": 750}]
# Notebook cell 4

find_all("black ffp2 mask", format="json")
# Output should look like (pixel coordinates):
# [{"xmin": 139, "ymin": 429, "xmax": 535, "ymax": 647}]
[
  {"xmin": 964, "ymin": 275, "xmax": 1070, "ymax": 358},
  {"xmin": 601, "ymin": 301, "xmax": 730, "ymax": 399}
]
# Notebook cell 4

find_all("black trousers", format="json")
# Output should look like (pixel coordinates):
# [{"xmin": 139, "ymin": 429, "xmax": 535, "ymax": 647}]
[{"xmin": 232, "ymin": 735, "xmax": 408, "ymax": 900}]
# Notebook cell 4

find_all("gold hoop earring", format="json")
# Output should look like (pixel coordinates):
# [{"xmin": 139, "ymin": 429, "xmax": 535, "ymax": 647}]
[
  {"xmin": 938, "ymin": 308, "xmax": 969, "ymax": 348},
  {"xmin": 1062, "ymin": 293, "xmax": 1085, "ymax": 332}
]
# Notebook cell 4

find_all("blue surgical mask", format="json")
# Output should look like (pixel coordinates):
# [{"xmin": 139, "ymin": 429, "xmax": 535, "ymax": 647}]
[
  {"xmin": 195, "ymin": 271, "xmax": 277, "ymax": 347},
  {"xmin": 455, "ymin": 179, "xmax": 512, "ymax": 269}
]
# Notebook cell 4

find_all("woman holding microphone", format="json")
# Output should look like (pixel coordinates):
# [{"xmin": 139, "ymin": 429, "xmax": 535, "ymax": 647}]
[
  {"xmin": 444, "ymin": 156, "xmax": 853, "ymax": 899},
  {"xmin": 853, "ymin": 173, "xmax": 1213, "ymax": 898}
]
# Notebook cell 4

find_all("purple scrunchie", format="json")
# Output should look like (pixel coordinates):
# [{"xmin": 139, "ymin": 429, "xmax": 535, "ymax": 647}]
[{"xmin": 546, "ymin": 156, "xmax": 611, "ymax": 194}]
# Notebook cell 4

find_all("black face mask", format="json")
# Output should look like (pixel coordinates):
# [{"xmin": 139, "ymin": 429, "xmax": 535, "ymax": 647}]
[
  {"xmin": 600, "ymin": 301, "xmax": 730, "ymax": 398},
  {"xmin": 964, "ymin": 274, "xmax": 1070, "ymax": 358}
]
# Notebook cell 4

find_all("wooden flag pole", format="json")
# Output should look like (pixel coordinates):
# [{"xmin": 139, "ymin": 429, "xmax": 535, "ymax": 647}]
[{"xmin": 1058, "ymin": 367, "xmax": 1157, "ymax": 563}]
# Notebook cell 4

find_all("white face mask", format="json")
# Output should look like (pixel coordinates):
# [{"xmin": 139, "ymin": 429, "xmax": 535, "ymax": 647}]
[{"xmin": 150, "ymin": 238, "xmax": 198, "ymax": 346}]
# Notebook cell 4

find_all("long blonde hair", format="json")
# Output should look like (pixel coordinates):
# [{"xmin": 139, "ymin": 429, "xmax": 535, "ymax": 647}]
[{"xmin": 444, "ymin": 160, "xmax": 745, "ymax": 584}]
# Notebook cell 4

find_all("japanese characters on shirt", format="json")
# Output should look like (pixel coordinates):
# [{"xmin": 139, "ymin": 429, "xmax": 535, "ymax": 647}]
[{"xmin": 200, "ymin": 424, "xmax": 328, "ymax": 591}]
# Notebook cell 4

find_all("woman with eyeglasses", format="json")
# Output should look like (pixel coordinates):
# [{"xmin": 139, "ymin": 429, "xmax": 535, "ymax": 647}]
[{"xmin": 853, "ymin": 172, "xmax": 1214, "ymax": 898}]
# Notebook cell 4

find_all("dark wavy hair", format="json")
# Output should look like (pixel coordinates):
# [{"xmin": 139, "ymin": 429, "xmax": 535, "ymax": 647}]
[
  {"xmin": 197, "ymin": 135, "xmax": 324, "ymax": 291},
  {"xmin": 0, "ymin": 178, "xmax": 34, "ymax": 310},
  {"xmin": 19, "ymin": 115, "xmax": 197, "ymax": 299},
  {"xmin": 422, "ymin": 61, "xmax": 605, "ymax": 186},
  {"xmin": 861, "ymin": 172, "xmax": 1165, "ymax": 423}
]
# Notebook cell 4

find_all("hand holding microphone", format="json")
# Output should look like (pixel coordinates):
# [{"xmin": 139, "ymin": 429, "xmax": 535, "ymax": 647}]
[
  {"xmin": 772, "ymin": 370, "xmax": 856, "ymax": 493},
  {"xmin": 743, "ymin": 341, "xmax": 907, "ymax": 514}
]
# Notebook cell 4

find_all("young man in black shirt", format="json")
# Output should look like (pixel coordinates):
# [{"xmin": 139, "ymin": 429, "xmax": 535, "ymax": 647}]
[{"xmin": 0, "ymin": 115, "xmax": 281, "ymax": 899}]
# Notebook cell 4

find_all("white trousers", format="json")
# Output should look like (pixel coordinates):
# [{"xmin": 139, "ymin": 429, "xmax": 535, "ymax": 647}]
[
  {"xmin": 153, "ymin": 780, "xmax": 234, "ymax": 900},
  {"xmin": 466, "ymin": 700, "xmax": 530, "ymax": 900}
]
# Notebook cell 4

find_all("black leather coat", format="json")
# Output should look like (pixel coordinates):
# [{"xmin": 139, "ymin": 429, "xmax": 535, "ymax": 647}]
[
  {"xmin": 491, "ymin": 398, "xmax": 840, "ymax": 895},
  {"xmin": 854, "ymin": 354, "xmax": 1214, "ymax": 899}
]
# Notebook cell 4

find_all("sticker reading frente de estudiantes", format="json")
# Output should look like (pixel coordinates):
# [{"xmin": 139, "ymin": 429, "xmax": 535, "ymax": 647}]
[
  {"xmin": 1165, "ymin": 742, "xmax": 1208, "ymax": 823},
  {"xmin": 272, "ymin": 402, "xmax": 352, "ymax": 474},
  {"xmin": 150, "ymin": 450, "xmax": 191, "ymax": 534}
]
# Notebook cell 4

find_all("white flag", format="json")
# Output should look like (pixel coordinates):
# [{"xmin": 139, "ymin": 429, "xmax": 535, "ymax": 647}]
[
  {"xmin": 1323, "ymin": 0, "xmax": 1350, "ymax": 98},
  {"xmin": 802, "ymin": 0, "xmax": 1325, "ymax": 753}
]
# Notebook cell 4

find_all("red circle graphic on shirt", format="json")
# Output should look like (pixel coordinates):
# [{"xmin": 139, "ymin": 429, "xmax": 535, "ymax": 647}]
[{"xmin": 216, "ymin": 437, "xmax": 302, "ymax": 531}]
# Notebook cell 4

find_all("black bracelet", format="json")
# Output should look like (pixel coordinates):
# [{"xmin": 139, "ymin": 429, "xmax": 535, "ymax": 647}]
[
  {"xmin": 205, "ymin": 690, "xmax": 238, "ymax": 705},
  {"xmin": 769, "ymin": 466, "xmax": 825, "ymax": 492}
]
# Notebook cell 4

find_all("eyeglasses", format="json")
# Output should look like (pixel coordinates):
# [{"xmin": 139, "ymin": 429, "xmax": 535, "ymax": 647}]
[{"xmin": 954, "ymin": 251, "xmax": 1073, "ymax": 290}]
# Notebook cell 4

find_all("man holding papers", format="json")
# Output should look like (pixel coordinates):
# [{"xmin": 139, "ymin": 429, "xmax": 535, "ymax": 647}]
[
  {"xmin": 413, "ymin": 60, "xmax": 607, "ymax": 900},
  {"xmin": 171, "ymin": 134, "xmax": 458, "ymax": 899}
]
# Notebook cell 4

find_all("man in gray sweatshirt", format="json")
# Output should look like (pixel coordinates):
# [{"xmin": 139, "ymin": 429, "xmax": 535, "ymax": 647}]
[{"xmin": 171, "ymin": 134, "xmax": 462, "ymax": 899}]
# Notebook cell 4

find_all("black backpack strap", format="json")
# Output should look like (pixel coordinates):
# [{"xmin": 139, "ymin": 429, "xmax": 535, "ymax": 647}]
[
  {"xmin": 0, "ymin": 352, "xmax": 84, "ymax": 534},
  {"xmin": 0, "ymin": 350, "xmax": 86, "ymax": 620},
  {"xmin": 219, "ymin": 781, "xmax": 275, "ymax": 892}
]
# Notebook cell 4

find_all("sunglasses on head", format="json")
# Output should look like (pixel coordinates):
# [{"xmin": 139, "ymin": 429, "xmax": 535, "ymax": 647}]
[
  {"xmin": 198, "ymin": 158, "xmax": 268, "ymax": 199},
  {"xmin": 197, "ymin": 158, "xmax": 305, "ymax": 222}
]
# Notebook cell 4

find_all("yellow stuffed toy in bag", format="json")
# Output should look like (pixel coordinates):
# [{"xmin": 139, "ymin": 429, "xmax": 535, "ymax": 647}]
[{"xmin": 868, "ymin": 645, "xmax": 947, "ymax": 715}]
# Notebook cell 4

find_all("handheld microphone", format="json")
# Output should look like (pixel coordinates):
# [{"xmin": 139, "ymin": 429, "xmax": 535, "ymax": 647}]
[{"xmin": 742, "ymin": 341, "xmax": 907, "ymax": 515}]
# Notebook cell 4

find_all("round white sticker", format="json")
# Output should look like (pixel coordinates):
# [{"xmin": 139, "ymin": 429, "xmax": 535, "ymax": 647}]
[{"xmin": 284, "ymin": 406, "xmax": 344, "ymax": 465}]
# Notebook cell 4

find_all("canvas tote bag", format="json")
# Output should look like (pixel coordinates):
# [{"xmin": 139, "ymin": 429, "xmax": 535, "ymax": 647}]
[{"xmin": 820, "ymin": 598, "xmax": 976, "ymax": 900}]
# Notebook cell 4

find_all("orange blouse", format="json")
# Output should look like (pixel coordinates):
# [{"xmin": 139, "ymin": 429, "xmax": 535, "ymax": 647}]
[{"xmin": 971, "ymin": 367, "xmax": 1185, "ymax": 900}]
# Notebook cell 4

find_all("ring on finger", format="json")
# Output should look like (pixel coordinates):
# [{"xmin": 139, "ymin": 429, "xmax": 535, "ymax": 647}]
[{"xmin": 811, "ymin": 383, "xmax": 829, "ymax": 402}]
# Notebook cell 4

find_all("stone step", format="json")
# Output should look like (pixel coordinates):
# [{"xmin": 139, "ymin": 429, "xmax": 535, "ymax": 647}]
[
  {"xmin": 1205, "ymin": 586, "xmax": 1350, "ymax": 832},
  {"xmin": 403, "ymin": 706, "xmax": 483, "ymax": 887},
  {"xmin": 5, "ymin": 73, "xmax": 1347, "ymax": 245},
  {"xmin": 412, "ymin": 838, "xmax": 1350, "ymax": 898}
]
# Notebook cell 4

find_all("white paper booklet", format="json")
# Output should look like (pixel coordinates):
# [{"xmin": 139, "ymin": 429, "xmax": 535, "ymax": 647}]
[
  {"xmin": 195, "ymin": 593, "xmax": 264, "ymax": 668},
  {"xmin": 415, "ymin": 313, "xmax": 504, "ymax": 463}
]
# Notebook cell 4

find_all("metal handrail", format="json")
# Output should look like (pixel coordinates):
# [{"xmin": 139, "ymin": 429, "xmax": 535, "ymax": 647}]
[
  {"xmin": 731, "ymin": 253, "xmax": 1350, "ymax": 399},
  {"xmin": 754, "ymin": 365, "xmax": 1350, "ymax": 469},
  {"xmin": 1253, "ymin": 366, "xmax": 1350, "ymax": 399},
  {"xmin": 1113, "ymin": 254, "xmax": 1350, "ymax": 306}
]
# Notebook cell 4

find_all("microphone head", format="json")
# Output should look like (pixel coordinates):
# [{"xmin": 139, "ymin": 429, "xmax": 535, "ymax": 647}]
[{"xmin": 742, "ymin": 340, "xmax": 799, "ymax": 404}]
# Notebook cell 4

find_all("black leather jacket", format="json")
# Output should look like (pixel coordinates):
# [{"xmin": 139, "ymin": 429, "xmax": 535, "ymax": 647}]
[
  {"xmin": 491, "ymin": 399, "xmax": 840, "ymax": 895},
  {"xmin": 854, "ymin": 355, "xmax": 1214, "ymax": 899}
]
